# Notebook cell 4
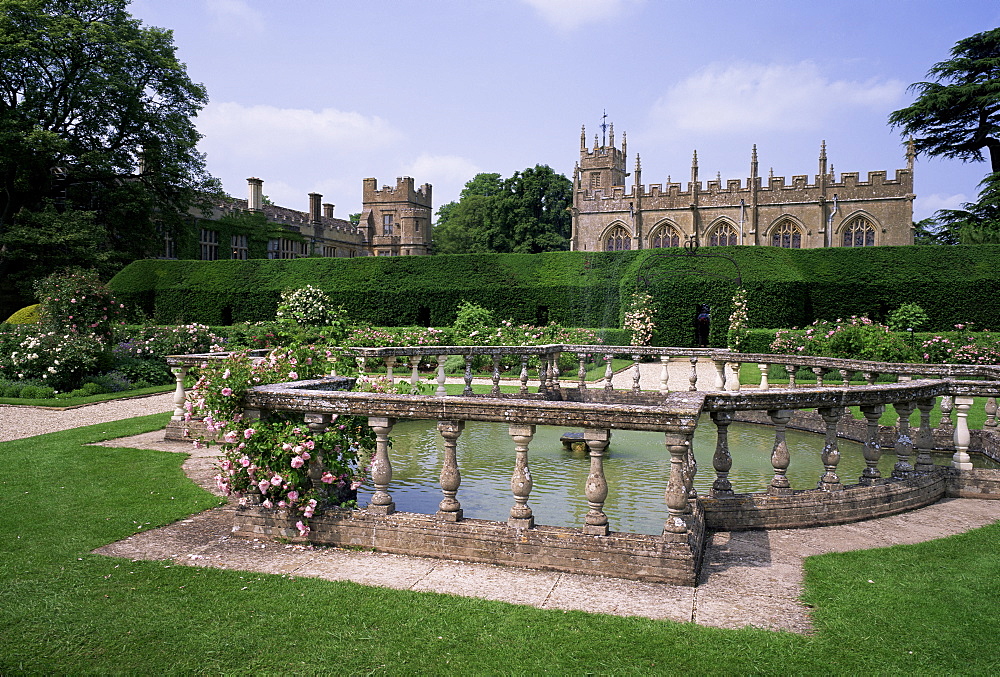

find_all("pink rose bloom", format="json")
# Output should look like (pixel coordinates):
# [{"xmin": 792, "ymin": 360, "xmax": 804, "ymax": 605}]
[
  {"xmin": 239, "ymin": 456, "xmax": 251, "ymax": 467},
  {"xmin": 270, "ymin": 474, "xmax": 283, "ymax": 486},
  {"xmin": 290, "ymin": 456, "xmax": 304, "ymax": 469},
  {"xmin": 321, "ymin": 472, "xmax": 335, "ymax": 484},
  {"xmin": 244, "ymin": 428, "xmax": 255, "ymax": 439},
  {"xmin": 350, "ymin": 480, "xmax": 362, "ymax": 491},
  {"xmin": 257, "ymin": 479, "xmax": 270, "ymax": 494},
  {"xmin": 303, "ymin": 439, "xmax": 315, "ymax": 450},
  {"xmin": 278, "ymin": 500, "xmax": 287, "ymax": 508},
  {"xmin": 288, "ymin": 371, "xmax": 298, "ymax": 380},
  {"xmin": 262, "ymin": 499, "xmax": 274, "ymax": 509},
  {"xmin": 300, "ymin": 451, "xmax": 310, "ymax": 461},
  {"xmin": 223, "ymin": 431, "xmax": 238, "ymax": 444},
  {"xmin": 287, "ymin": 490, "xmax": 299, "ymax": 502},
  {"xmin": 282, "ymin": 443, "xmax": 293, "ymax": 451},
  {"xmin": 293, "ymin": 445, "xmax": 303, "ymax": 454},
  {"xmin": 308, "ymin": 499, "xmax": 318, "ymax": 508},
  {"xmin": 296, "ymin": 521, "xmax": 309, "ymax": 536},
  {"xmin": 221, "ymin": 387, "xmax": 232, "ymax": 397}
]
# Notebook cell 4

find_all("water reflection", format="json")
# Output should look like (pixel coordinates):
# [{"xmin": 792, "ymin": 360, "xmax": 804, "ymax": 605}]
[{"xmin": 358, "ymin": 416, "xmax": 945, "ymax": 536}]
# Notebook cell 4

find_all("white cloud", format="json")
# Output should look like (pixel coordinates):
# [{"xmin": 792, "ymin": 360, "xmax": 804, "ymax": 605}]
[
  {"xmin": 205, "ymin": 0, "xmax": 265, "ymax": 34},
  {"xmin": 403, "ymin": 153, "xmax": 481, "ymax": 208},
  {"xmin": 520, "ymin": 0, "xmax": 639, "ymax": 32},
  {"xmin": 914, "ymin": 193, "xmax": 969, "ymax": 220},
  {"xmin": 649, "ymin": 62, "xmax": 905, "ymax": 134},
  {"xmin": 197, "ymin": 102, "xmax": 402, "ymax": 160}
]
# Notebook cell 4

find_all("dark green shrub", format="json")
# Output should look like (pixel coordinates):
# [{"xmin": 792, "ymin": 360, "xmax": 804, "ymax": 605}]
[
  {"xmin": 19, "ymin": 385, "xmax": 54, "ymax": 399},
  {"xmin": 113, "ymin": 356, "xmax": 173, "ymax": 386},
  {"xmin": 79, "ymin": 382, "xmax": 105, "ymax": 396}
]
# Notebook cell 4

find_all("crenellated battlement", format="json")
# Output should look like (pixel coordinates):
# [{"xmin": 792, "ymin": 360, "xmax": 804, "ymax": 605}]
[
  {"xmin": 363, "ymin": 176, "xmax": 432, "ymax": 207},
  {"xmin": 572, "ymin": 123, "xmax": 915, "ymax": 250}
]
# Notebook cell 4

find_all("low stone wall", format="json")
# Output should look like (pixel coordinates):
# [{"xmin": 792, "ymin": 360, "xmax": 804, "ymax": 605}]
[
  {"xmin": 946, "ymin": 468, "xmax": 1000, "ymax": 499},
  {"xmin": 233, "ymin": 504, "xmax": 705, "ymax": 586},
  {"xmin": 701, "ymin": 472, "xmax": 948, "ymax": 530}
]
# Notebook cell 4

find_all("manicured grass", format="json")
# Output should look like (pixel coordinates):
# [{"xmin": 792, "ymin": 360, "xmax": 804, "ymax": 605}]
[
  {"xmin": 0, "ymin": 383, "xmax": 174, "ymax": 408},
  {"xmin": 2, "ymin": 415, "xmax": 1000, "ymax": 672}
]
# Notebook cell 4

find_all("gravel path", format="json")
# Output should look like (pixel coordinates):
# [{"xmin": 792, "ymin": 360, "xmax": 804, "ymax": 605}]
[{"xmin": 0, "ymin": 392, "xmax": 175, "ymax": 443}]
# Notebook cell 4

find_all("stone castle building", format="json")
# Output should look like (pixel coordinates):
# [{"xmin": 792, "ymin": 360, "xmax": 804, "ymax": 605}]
[
  {"xmin": 570, "ymin": 124, "xmax": 915, "ymax": 251},
  {"xmin": 191, "ymin": 176, "xmax": 431, "ymax": 260}
]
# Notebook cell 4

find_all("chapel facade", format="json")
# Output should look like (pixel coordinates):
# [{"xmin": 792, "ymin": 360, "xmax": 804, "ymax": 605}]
[{"xmin": 570, "ymin": 125, "xmax": 915, "ymax": 251}]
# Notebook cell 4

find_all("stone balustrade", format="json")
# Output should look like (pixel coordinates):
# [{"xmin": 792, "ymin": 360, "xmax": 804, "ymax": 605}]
[{"xmin": 165, "ymin": 344, "xmax": 1000, "ymax": 584}]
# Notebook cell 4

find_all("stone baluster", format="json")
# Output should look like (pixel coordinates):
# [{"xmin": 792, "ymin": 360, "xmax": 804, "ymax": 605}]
[
  {"xmin": 985, "ymin": 397, "xmax": 998, "ymax": 428},
  {"xmin": 659, "ymin": 356, "xmax": 671, "ymax": 393},
  {"xmin": 689, "ymin": 357, "xmax": 699, "ymax": 391},
  {"xmin": 859, "ymin": 404, "xmax": 885, "ymax": 485},
  {"xmin": 582, "ymin": 429, "xmax": 611, "ymax": 535},
  {"xmin": 367, "ymin": 417, "xmax": 396, "ymax": 515},
  {"xmin": 938, "ymin": 395, "xmax": 954, "ymax": 430},
  {"xmin": 550, "ymin": 353, "xmax": 561, "ymax": 395},
  {"xmin": 491, "ymin": 355, "xmax": 502, "ymax": 396},
  {"xmin": 577, "ymin": 353, "xmax": 588, "ymax": 391},
  {"xmin": 727, "ymin": 362, "xmax": 741, "ymax": 392},
  {"xmin": 952, "ymin": 396, "xmax": 974, "ymax": 470},
  {"xmin": 508, "ymin": 424, "xmax": 536, "ymax": 528},
  {"xmin": 384, "ymin": 357, "xmax": 396, "ymax": 385},
  {"xmin": 437, "ymin": 420, "xmax": 465, "ymax": 521},
  {"xmin": 356, "ymin": 356, "xmax": 367, "ymax": 380},
  {"xmin": 409, "ymin": 356, "xmax": 421, "ymax": 388},
  {"xmin": 170, "ymin": 366, "xmax": 189, "ymax": 420},
  {"xmin": 603, "ymin": 354, "xmax": 615, "ymax": 391},
  {"xmin": 304, "ymin": 412, "xmax": 333, "ymax": 502},
  {"xmin": 520, "ymin": 355, "xmax": 530, "ymax": 394},
  {"xmin": 786, "ymin": 365, "xmax": 797, "ymax": 388},
  {"xmin": 758, "ymin": 363, "xmax": 770, "ymax": 390},
  {"xmin": 767, "ymin": 409, "xmax": 793, "ymax": 495},
  {"xmin": 663, "ymin": 433, "xmax": 693, "ymax": 534},
  {"xmin": 710, "ymin": 410, "xmax": 734, "ymax": 497},
  {"xmin": 817, "ymin": 407, "xmax": 844, "ymax": 491},
  {"xmin": 537, "ymin": 354, "xmax": 548, "ymax": 395},
  {"xmin": 891, "ymin": 401, "xmax": 916, "ymax": 478},
  {"xmin": 914, "ymin": 398, "xmax": 936, "ymax": 472},
  {"xmin": 713, "ymin": 359, "xmax": 727, "ymax": 391},
  {"xmin": 839, "ymin": 369, "xmax": 851, "ymax": 387},
  {"xmin": 865, "ymin": 371, "xmax": 880, "ymax": 386},
  {"xmin": 463, "ymin": 354, "xmax": 474, "ymax": 396},
  {"xmin": 435, "ymin": 355, "xmax": 448, "ymax": 397},
  {"xmin": 631, "ymin": 354, "xmax": 642, "ymax": 393},
  {"xmin": 812, "ymin": 367, "xmax": 828, "ymax": 387}
]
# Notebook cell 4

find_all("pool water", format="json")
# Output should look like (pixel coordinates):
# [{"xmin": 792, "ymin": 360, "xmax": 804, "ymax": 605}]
[{"xmin": 358, "ymin": 417, "xmax": 961, "ymax": 535}]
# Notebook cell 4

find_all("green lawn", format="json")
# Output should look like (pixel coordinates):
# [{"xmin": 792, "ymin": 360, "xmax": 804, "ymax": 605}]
[
  {"xmin": 2, "ymin": 416, "xmax": 999, "ymax": 672},
  {"xmin": 0, "ymin": 383, "xmax": 174, "ymax": 408}
]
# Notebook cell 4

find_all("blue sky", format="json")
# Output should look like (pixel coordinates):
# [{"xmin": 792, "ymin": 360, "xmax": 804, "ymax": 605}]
[{"xmin": 130, "ymin": 0, "xmax": 1000, "ymax": 222}]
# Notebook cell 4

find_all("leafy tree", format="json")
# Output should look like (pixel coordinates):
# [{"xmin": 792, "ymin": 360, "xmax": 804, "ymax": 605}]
[
  {"xmin": 933, "ymin": 172, "xmax": 1000, "ymax": 244},
  {"xmin": 0, "ymin": 0, "xmax": 217, "ymax": 310},
  {"xmin": 889, "ymin": 28, "xmax": 1000, "ymax": 173},
  {"xmin": 912, "ymin": 216, "xmax": 961, "ymax": 245},
  {"xmin": 432, "ymin": 167, "xmax": 572, "ymax": 254}
]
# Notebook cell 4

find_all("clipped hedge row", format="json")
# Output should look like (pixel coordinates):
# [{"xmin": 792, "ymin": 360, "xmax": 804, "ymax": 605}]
[{"xmin": 110, "ymin": 245, "xmax": 1000, "ymax": 347}]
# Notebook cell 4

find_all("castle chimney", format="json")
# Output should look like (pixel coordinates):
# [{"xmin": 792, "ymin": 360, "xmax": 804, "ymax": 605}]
[
  {"xmin": 247, "ymin": 177, "xmax": 263, "ymax": 212},
  {"xmin": 322, "ymin": 203, "xmax": 334, "ymax": 218},
  {"xmin": 309, "ymin": 192, "xmax": 322, "ymax": 224}
]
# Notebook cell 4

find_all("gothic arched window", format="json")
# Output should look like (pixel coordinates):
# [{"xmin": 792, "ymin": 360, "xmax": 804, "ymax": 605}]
[
  {"xmin": 650, "ymin": 224, "xmax": 680, "ymax": 248},
  {"xmin": 604, "ymin": 225, "xmax": 631, "ymax": 251},
  {"xmin": 709, "ymin": 223, "xmax": 739, "ymax": 246},
  {"xmin": 771, "ymin": 220, "xmax": 802, "ymax": 248},
  {"xmin": 842, "ymin": 217, "xmax": 876, "ymax": 247}
]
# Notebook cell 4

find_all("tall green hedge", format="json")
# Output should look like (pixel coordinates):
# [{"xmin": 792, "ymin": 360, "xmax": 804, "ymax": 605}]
[{"xmin": 109, "ymin": 245, "xmax": 1000, "ymax": 347}]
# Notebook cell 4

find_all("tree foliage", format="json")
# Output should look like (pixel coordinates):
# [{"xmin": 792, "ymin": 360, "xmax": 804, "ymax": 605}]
[
  {"xmin": 889, "ymin": 27, "xmax": 1000, "ymax": 173},
  {"xmin": 933, "ymin": 172, "xmax": 1000, "ymax": 244},
  {"xmin": 0, "ymin": 0, "xmax": 217, "ymax": 305},
  {"xmin": 433, "ymin": 166, "xmax": 572, "ymax": 254}
]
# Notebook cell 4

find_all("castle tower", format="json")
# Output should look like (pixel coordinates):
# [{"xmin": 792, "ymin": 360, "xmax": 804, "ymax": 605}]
[
  {"xmin": 577, "ymin": 122, "xmax": 628, "ymax": 195},
  {"xmin": 360, "ymin": 176, "xmax": 433, "ymax": 256}
]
